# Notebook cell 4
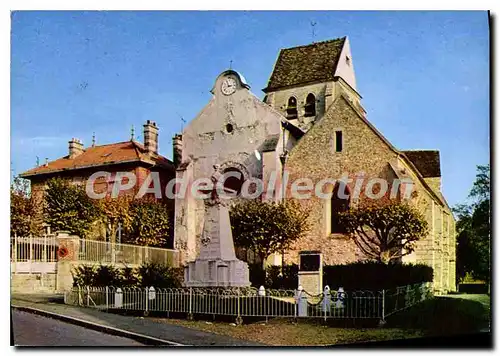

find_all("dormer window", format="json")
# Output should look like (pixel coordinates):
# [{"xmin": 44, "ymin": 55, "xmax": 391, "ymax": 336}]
[
  {"xmin": 304, "ymin": 93, "xmax": 316, "ymax": 117},
  {"xmin": 286, "ymin": 97, "xmax": 298, "ymax": 119}
]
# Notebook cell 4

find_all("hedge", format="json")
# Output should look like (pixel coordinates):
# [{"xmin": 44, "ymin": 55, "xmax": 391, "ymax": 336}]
[
  {"xmin": 248, "ymin": 264, "xmax": 298, "ymax": 289},
  {"xmin": 74, "ymin": 261, "xmax": 433, "ymax": 292},
  {"xmin": 72, "ymin": 263, "xmax": 183, "ymax": 288},
  {"xmin": 323, "ymin": 261, "xmax": 433, "ymax": 290},
  {"xmin": 249, "ymin": 261, "xmax": 433, "ymax": 291}
]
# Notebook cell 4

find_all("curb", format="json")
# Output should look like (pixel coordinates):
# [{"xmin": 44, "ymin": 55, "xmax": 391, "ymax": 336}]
[{"xmin": 11, "ymin": 305, "xmax": 187, "ymax": 346}]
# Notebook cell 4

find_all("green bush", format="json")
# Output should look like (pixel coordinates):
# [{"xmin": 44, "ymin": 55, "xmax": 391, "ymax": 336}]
[
  {"xmin": 120, "ymin": 266, "xmax": 139, "ymax": 287},
  {"xmin": 137, "ymin": 263, "xmax": 182, "ymax": 288},
  {"xmin": 71, "ymin": 263, "xmax": 183, "ymax": 288},
  {"xmin": 248, "ymin": 263, "xmax": 266, "ymax": 287},
  {"xmin": 72, "ymin": 265, "xmax": 96, "ymax": 287},
  {"xmin": 249, "ymin": 261, "xmax": 433, "ymax": 291},
  {"xmin": 249, "ymin": 264, "xmax": 298, "ymax": 289},
  {"xmin": 94, "ymin": 265, "xmax": 121, "ymax": 287},
  {"xmin": 323, "ymin": 261, "xmax": 433, "ymax": 290},
  {"xmin": 265, "ymin": 265, "xmax": 299, "ymax": 289}
]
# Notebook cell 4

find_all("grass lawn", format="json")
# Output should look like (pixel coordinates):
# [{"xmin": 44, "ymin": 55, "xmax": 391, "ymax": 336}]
[{"xmin": 152, "ymin": 294, "xmax": 490, "ymax": 346}]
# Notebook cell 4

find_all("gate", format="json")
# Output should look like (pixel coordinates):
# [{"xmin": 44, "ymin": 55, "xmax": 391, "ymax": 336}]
[{"xmin": 11, "ymin": 234, "xmax": 58, "ymax": 274}]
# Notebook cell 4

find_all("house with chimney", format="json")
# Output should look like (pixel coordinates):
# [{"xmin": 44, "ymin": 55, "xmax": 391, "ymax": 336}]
[{"xmin": 20, "ymin": 120, "xmax": 176, "ymax": 241}]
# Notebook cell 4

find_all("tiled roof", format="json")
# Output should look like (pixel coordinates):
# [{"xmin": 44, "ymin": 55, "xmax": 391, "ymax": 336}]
[
  {"xmin": 20, "ymin": 141, "xmax": 173, "ymax": 178},
  {"xmin": 281, "ymin": 120, "xmax": 305, "ymax": 140},
  {"xmin": 401, "ymin": 150, "xmax": 441, "ymax": 178},
  {"xmin": 264, "ymin": 37, "xmax": 346, "ymax": 92}
]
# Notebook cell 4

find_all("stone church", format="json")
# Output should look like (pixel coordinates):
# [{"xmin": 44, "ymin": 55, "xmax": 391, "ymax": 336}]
[{"xmin": 172, "ymin": 37, "xmax": 456, "ymax": 294}]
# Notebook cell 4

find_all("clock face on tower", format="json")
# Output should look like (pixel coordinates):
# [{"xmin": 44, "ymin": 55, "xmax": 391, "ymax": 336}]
[{"xmin": 221, "ymin": 77, "xmax": 237, "ymax": 95}]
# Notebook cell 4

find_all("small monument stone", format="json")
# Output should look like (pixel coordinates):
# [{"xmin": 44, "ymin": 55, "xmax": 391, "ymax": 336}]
[{"xmin": 297, "ymin": 251, "xmax": 323, "ymax": 295}]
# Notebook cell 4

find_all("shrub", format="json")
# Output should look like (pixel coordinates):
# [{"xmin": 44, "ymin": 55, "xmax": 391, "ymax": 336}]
[
  {"xmin": 248, "ymin": 263, "xmax": 266, "ymax": 287},
  {"xmin": 249, "ymin": 264, "xmax": 299, "ymax": 289},
  {"xmin": 137, "ymin": 263, "xmax": 182, "ymax": 288},
  {"xmin": 71, "ymin": 263, "xmax": 183, "ymax": 288},
  {"xmin": 120, "ymin": 266, "xmax": 139, "ymax": 287},
  {"xmin": 93, "ymin": 265, "xmax": 121, "ymax": 287},
  {"xmin": 265, "ymin": 265, "xmax": 299, "ymax": 289},
  {"xmin": 72, "ymin": 265, "xmax": 96, "ymax": 287},
  {"xmin": 323, "ymin": 261, "xmax": 433, "ymax": 291}
]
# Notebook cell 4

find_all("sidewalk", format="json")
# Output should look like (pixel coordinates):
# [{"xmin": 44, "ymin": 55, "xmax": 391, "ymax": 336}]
[{"xmin": 11, "ymin": 294, "xmax": 265, "ymax": 347}]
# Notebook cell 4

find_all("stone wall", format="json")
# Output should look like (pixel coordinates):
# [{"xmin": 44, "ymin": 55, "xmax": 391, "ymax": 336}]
[
  {"xmin": 284, "ymin": 94, "xmax": 400, "ymax": 265},
  {"xmin": 266, "ymin": 81, "xmax": 330, "ymax": 130},
  {"xmin": 11, "ymin": 273, "xmax": 57, "ymax": 294}
]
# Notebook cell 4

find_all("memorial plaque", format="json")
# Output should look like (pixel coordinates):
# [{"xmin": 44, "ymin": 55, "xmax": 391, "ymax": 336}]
[{"xmin": 299, "ymin": 251, "xmax": 321, "ymax": 271}]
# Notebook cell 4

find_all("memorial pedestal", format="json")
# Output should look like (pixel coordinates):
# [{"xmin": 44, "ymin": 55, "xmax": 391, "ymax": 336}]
[
  {"xmin": 298, "ymin": 251, "xmax": 323, "ymax": 295},
  {"xmin": 184, "ymin": 197, "xmax": 250, "ymax": 288}
]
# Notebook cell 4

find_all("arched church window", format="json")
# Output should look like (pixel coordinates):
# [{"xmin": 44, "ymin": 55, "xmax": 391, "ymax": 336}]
[
  {"xmin": 286, "ymin": 97, "xmax": 298, "ymax": 119},
  {"xmin": 304, "ymin": 93, "xmax": 316, "ymax": 117},
  {"xmin": 331, "ymin": 182, "xmax": 350, "ymax": 234},
  {"xmin": 222, "ymin": 167, "xmax": 244, "ymax": 196}
]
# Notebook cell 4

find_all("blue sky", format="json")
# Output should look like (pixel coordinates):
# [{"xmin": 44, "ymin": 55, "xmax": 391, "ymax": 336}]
[{"xmin": 11, "ymin": 11, "xmax": 489, "ymax": 207}]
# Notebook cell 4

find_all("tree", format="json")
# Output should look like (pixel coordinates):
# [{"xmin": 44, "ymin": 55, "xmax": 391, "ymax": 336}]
[
  {"xmin": 230, "ymin": 200, "xmax": 310, "ymax": 268},
  {"xmin": 10, "ymin": 176, "xmax": 43, "ymax": 236},
  {"xmin": 44, "ymin": 178, "xmax": 100, "ymax": 238},
  {"xmin": 127, "ymin": 198, "xmax": 171, "ymax": 247},
  {"xmin": 339, "ymin": 201, "xmax": 429, "ymax": 264},
  {"xmin": 93, "ymin": 195, "xmax": 133, "ymax": 243},
  {"xmin": 454, "ymin": 164, "xmax": 490, "ymax": 283}
]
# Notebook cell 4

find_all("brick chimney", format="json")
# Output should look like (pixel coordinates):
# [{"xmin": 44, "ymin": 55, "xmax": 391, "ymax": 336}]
[
  {"xmin": 143, "ymin": 120, "xmax": 159, "ymax": 155},
  {"xmin": 68, "ymin": 138, "xmax": 84, "ymax": 158},
  {"xmin": 172, "ymin": 134, "xmax": 183, "ymax": 167}
]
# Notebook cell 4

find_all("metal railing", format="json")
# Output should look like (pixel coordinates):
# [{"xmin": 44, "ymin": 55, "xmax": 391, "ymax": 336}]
[
  {"xmin": 64, "ymin": 283, "xmax": 431, "ymax": 322},
  {"xmin": 11, "ymin": 234, "xmax": 58, "ymax": 263},
  {"xmin": 10, "ymin": 235, "xmax": 179, "ymax": 270},
  {"xmin": 383, "ymin": 282, "xmax": 433, "ymax": 318},
  {"xmin": 78, "ymin": 239, "xmax": 178, "ymax": 267},
  {"xmin": 11, "ymin": 234, "xmax": 58, "ymax": 274}
]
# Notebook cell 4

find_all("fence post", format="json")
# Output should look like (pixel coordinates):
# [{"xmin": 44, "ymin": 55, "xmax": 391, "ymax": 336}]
[
  {"xmin": 43, "ymin": 234, "xmax": 47, "ymax": 263},
  {"xmin": 78, "ymin": 285, "xmax": 82, "ymax": 306},
  {"xmin": 86, "ymin": 286, "xmax": 90, "ymax": 307},
  {"xmin": 29, "ymin": 234, "xmax": 33, "ymax": 274},
  {"xmin": 188, "ymin": 287, "xmax": 193, "ymax": 320},
  {"xmin": 145, "ymin": 287, "xmax": 149, "ymax": 315},
  {"xmin": 13, "ymin": 233, "xmax": 17, "ymax": 274},
  {"xmin": 379, "ymin": 289, "xmax": 386, "ymax": 326},
  {"xmin": 235, "ymin": 288, "xmax": 242, "ymax": 325},
  {"xmin": 111, "ymin": 242, "xmax": 116, "ymax": 265},
  {"xmin": 106, "ymin": 286, "xmax": 109, "ymax": 311},
  {"xmin": 322, "ymin": 285, "xmax": 331, "ymax": 321}
]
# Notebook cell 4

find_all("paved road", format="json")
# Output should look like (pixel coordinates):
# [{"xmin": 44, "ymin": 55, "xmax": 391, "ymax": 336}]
[{"xmin": 11, "ymin": 309, "xmax": 144, "ymax": 347}]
